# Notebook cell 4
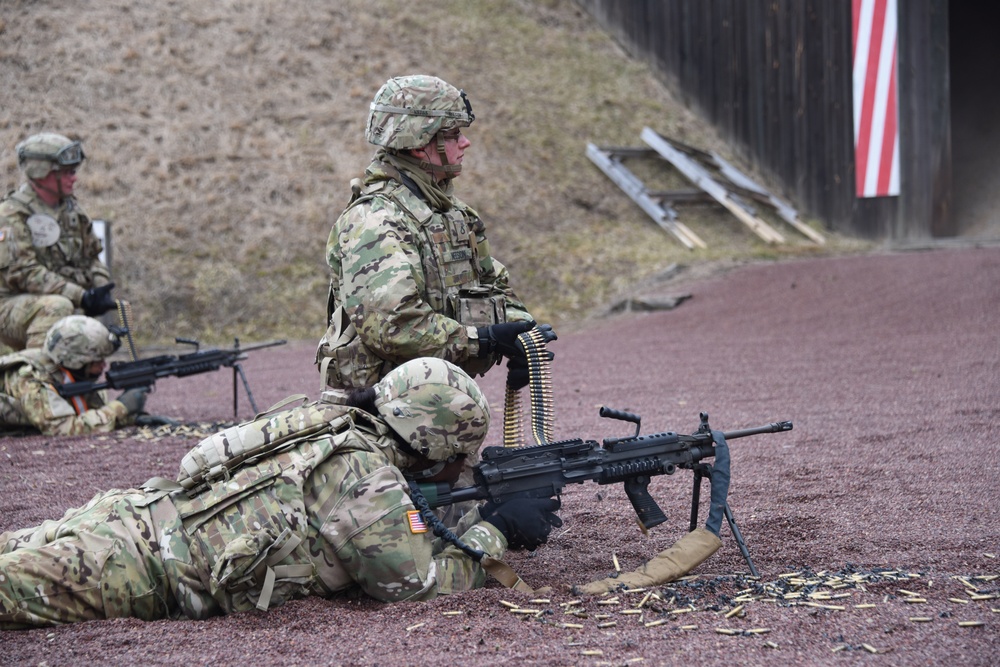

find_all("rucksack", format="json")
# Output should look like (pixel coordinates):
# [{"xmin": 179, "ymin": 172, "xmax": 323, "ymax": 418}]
[{"xmin": 175, "ymin": 395, "xmax": 369, "ymax": 491}]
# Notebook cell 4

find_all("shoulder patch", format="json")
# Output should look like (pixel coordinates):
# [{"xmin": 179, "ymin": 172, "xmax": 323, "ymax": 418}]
[{"xmin": 406, "ymin": 509, "xmax": 429, "ymax": 534}]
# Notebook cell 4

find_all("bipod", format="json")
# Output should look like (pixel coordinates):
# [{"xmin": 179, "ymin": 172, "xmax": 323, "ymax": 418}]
[
  {"xmin": 230, "ymin": 339, "xmax": 261, "ymax": 419},
  {"xmin": 690, "ymin": 463, "xmax": 759, "ymax": 577}
]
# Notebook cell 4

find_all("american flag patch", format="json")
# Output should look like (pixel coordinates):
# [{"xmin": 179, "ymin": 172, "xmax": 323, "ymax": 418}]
[{"xmin": 406, "ymin": 510, "xmax": 429, "ymax": 534}]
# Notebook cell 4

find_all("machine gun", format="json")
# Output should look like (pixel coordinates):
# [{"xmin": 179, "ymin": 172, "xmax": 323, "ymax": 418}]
[
  {"xmin": 416, "ymin": 408, "xmax": 792, "ymax": 575},
  {"xmin": 57, "ymin": 338, "xmax": 286, "ymax": 417}
]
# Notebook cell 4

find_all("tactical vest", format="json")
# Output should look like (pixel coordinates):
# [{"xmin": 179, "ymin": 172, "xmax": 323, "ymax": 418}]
[
  {"xmin": 0, "ymin": 189, "xmax": 102, "ymax": 288},
  {"xmin": 153, "ymin": 397, "xmax": 399, "ymax": 614},
  {"xmin": 317, "ymin": 180, "xmax": 505, "ymax": 392}
]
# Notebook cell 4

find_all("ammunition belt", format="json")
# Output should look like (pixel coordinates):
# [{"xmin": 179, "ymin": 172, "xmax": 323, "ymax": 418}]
[
  {"xmin": 116, "ymin": 299, "xmax": 139, "ymax": 361},
  {"xmin": 502, "ymin": 326, "xmax": 554, "ymax": 446}
]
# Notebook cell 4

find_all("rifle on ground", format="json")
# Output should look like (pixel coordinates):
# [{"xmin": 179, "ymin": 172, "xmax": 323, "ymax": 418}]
[
  {"xmin": 57, "ymin": 338, "xmax": 287, "ymax": 417},
  {"xmin": 416, "ymin": 408, "xmax": 792, "ymax": 575}
]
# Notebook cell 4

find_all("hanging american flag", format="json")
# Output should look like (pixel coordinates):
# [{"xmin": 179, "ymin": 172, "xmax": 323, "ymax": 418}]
[{"xmin": 852, "ymin": 0, "xmax": 900, "ymax": 197}]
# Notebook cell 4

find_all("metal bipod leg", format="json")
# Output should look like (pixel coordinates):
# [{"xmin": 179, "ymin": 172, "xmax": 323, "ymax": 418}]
[
  {"xmin": 723, "ymin": 503, "xmax": 758, "ymax": 577},
  {"xmin": 689, "ymin": 464, "xmax": 758, "ymax": 577},
  {"xmin": 231, "ymin": 362, "xmax": 261, "ymax": 418}
]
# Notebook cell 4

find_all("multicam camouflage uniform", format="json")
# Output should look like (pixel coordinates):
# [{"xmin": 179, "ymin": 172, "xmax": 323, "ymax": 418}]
[
  {"xmin": 317, "ymin": 75, "xmax": 532, "ymax": 396},
  {"xmin": 0, "ymin": 347, "xmax": 130, "ymax": 436},
  {"xmin": 0, "ymin": 134, "xmax": 111, "ymax": 349},
  {"xmin": 0, "ymin": 358, "xmax": 507, "ymax": 628}
]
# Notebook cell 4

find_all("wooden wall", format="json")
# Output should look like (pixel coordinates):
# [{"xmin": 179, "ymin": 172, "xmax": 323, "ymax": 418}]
[{"xmin": 576, "ymin": 0, "xmax": 953, "ymax": 239}]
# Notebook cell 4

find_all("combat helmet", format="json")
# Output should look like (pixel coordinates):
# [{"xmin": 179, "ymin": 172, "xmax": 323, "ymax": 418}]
[
  {"xmin": 373, "ymin": 357, "xmax": 490, "ymax": 466},
  {"xmin": 366, "ymin": 74, "xmax": 475, "ymax": 151},
  {"xmin": 16, "ymin": 133, "xmax": 86, "ymax": 180},
  {"xmin": 44, "ymin": 315, "xmax": 120, "ymax": 370}
]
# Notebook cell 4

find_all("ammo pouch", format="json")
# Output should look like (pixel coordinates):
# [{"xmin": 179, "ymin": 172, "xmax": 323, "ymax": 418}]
[
  {"xmin": 212, "ymin": 526, "xmax": 315, "ymax": 612},
  {"xmin": 315, "ymin": 305, "xmax": 389, "ymax": 392},
  {"xmin": 448, "ymin": 286, "xmax": 506, "ymax": 377},
  {"xmin": 449, "ymin": 285, "xmax": 506, "ymax": 328}
]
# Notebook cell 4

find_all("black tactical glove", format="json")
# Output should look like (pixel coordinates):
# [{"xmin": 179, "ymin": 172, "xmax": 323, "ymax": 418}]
[
  {"xmin": 506, "ymin": 355, "xmax": 530, "ymax": 390},
  {"xmin": 504, "ymin": 323, "xmax": 558, "ymax": 390},
  {"xmin": 481, "ymin": 497, "xmax": 563, "ymax": 551},
  {"xmin": 531, "ymin": 323, "xmax": 558, "ymax": 346},
  {"xmin": 476, "ymin": 321, "xmax": 534, "ymax": 359},
  {"xmin": 116, "ymin": 386, "xmax": 149, "ymax": 414},
  {"xmin": 81, "ymin": 282, "xmax": 116, "ymax": 316}
]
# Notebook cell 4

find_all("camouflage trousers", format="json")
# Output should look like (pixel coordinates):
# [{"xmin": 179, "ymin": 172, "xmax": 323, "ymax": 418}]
[
  {"xmin": 0, "ymin": 489, "xmax": 176, "ymax": 629},
  {"xmin": 0, "ymin": 293, "xmax": 75, "ymax": 350}
]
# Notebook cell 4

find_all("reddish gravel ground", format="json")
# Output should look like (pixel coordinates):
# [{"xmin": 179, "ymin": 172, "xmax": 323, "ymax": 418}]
[{"xmin": 2, "ymin": 246, "xmax": 998, "ymax": 666}]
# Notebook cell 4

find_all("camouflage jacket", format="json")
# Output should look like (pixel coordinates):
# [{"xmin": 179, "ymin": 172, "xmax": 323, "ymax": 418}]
[
  {"xmin": 0, "ymin": 184, "xmax": 111, "ymax": 304},
  {"xmin": 154, "ymin": 404, "xmax": 506, "ymax": 618},
  {"xmin": 0, "ymin": 348, "xmax": 131, "ymax": 435},
  {"xmin": 316, "ymin": 159, "xmax": 532, "ymax": 392}
]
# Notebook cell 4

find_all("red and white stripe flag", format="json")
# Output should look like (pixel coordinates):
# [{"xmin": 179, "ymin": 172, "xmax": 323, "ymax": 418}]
[{"xmin": 852, "ymin": 0, "xmax": 900, "ymax": 197}]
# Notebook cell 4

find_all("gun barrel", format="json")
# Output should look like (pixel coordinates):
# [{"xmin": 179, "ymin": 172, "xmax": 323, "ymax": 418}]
[
  {"xmin": 722, "ymin": 420, "xmax": 793, "ymax": 440},
  {"xmin": 236, "ymin": 339, "xmax": 287, "ymax": 352}
]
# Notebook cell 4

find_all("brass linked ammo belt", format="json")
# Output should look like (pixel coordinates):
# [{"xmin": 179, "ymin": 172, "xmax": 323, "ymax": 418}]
[
  {"xmin": 115, "ymin": 299, "xmax": 139, "ymax": 360},
  {"xmin": 502, "ymin": 326, "xmax": 554, "ymax": 447}
]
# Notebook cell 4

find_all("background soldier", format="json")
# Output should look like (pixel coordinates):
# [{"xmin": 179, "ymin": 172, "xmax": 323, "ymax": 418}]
[
  {"xmin": 316, "ymin": 74, "xmax": 556, "ymax": 401},
  {"xmin": 0, "ymin": 133, "xmax": 117, "ymax": 351},
  {"xmin": 0, "ymin": 358, "xmax": 561, "ymax": 628},
  {"xmin": 0, "ymin": 315, "xmax": 148, "ymax": 435}
]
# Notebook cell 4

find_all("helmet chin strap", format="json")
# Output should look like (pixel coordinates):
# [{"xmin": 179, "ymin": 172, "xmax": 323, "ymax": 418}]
[
  {"xmin": 405, "ymin": 460, "xmax": 449, "ymax": 480},
  {"xmin": 406, "ymin": 134, "xmax": 462, "ymax": 181},
  {"xmin": 433, "ymin": 134, "xmax": 462, "ymax": 177},
  {"xmin": 30, "ymin": 172, "xmax": 68, "ymax": 204},
  {"xmin": 396, "ymin": 438, "xmax": 459, "ymax": 480}
]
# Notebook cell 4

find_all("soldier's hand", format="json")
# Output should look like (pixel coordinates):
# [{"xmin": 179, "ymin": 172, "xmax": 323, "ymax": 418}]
[
  {"xmin": 506, "ymin": 355, "xmax": 530, "ymax": 390},
  {"xmin": 481, "ymin": 497, "xmax": 562, "ymax": 551},
  {"xmin": 532, "ymin": 323, "xmax": 558, "ymax": 345},
  {"xmin": 476, "ymin": 321, "xmax": 534, "ymax": 359},
  {"xmin": 504, "ymin": 324, "xmax": 557, "ymax": 390},
  {"xmin": 81, "ymin": 282, "xmax": 116, "ymax": 316},
  {"xmin": 116, "ymin": 386, "xmax": 149, "ymax": 414}
]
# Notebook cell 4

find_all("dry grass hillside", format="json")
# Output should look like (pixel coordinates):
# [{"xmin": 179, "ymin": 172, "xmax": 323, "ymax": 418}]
[{"xmin": 0, "ymin": 0, "xmax": 858, "ymax": 346}]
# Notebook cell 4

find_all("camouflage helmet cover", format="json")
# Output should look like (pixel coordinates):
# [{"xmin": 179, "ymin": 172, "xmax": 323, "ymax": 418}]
[
  {"xmin": 366, "ymin": 74, "xmax": 475, "ymax": 150},
  {"xmin": 45, "ymin": 315, "xmax": 119, "ymax": 369},
  {"xmin": 373, "ymin": 357, "xmax": 490, "ymax": 462},
  {"xmin": 16, "ymin": 132, "xmax": 86, "ymax": 180}
]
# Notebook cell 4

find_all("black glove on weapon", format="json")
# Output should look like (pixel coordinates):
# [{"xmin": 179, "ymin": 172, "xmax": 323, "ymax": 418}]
[
  {"xmin": 481, "ymin": 497, "xmax": 563, "ymax": 551},
  {"xmin": 81, "ymin": 282, "xmax": 116, "ymax": 316},
  {"xmin": 476, "ymin": 321, "xmax": 534, "ymax": 359},
  {"xmin": 116, "ymin": 386, "xmax": 149, "ymax": 414}
]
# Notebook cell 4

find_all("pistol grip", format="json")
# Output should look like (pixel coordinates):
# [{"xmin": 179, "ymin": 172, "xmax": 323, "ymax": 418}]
[{"xmin": 624, "ymin": 476, "xmax": 667, "ymax": 530}]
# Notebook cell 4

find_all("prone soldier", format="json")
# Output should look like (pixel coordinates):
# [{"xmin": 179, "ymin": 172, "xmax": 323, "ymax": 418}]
[
  {"xmin": 0, "ymin": 315, "xmax": 148, "ymax": 435},
  {"xmin": 0, "ymin": 358, "xmax": 562, "ymax": 628}
]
